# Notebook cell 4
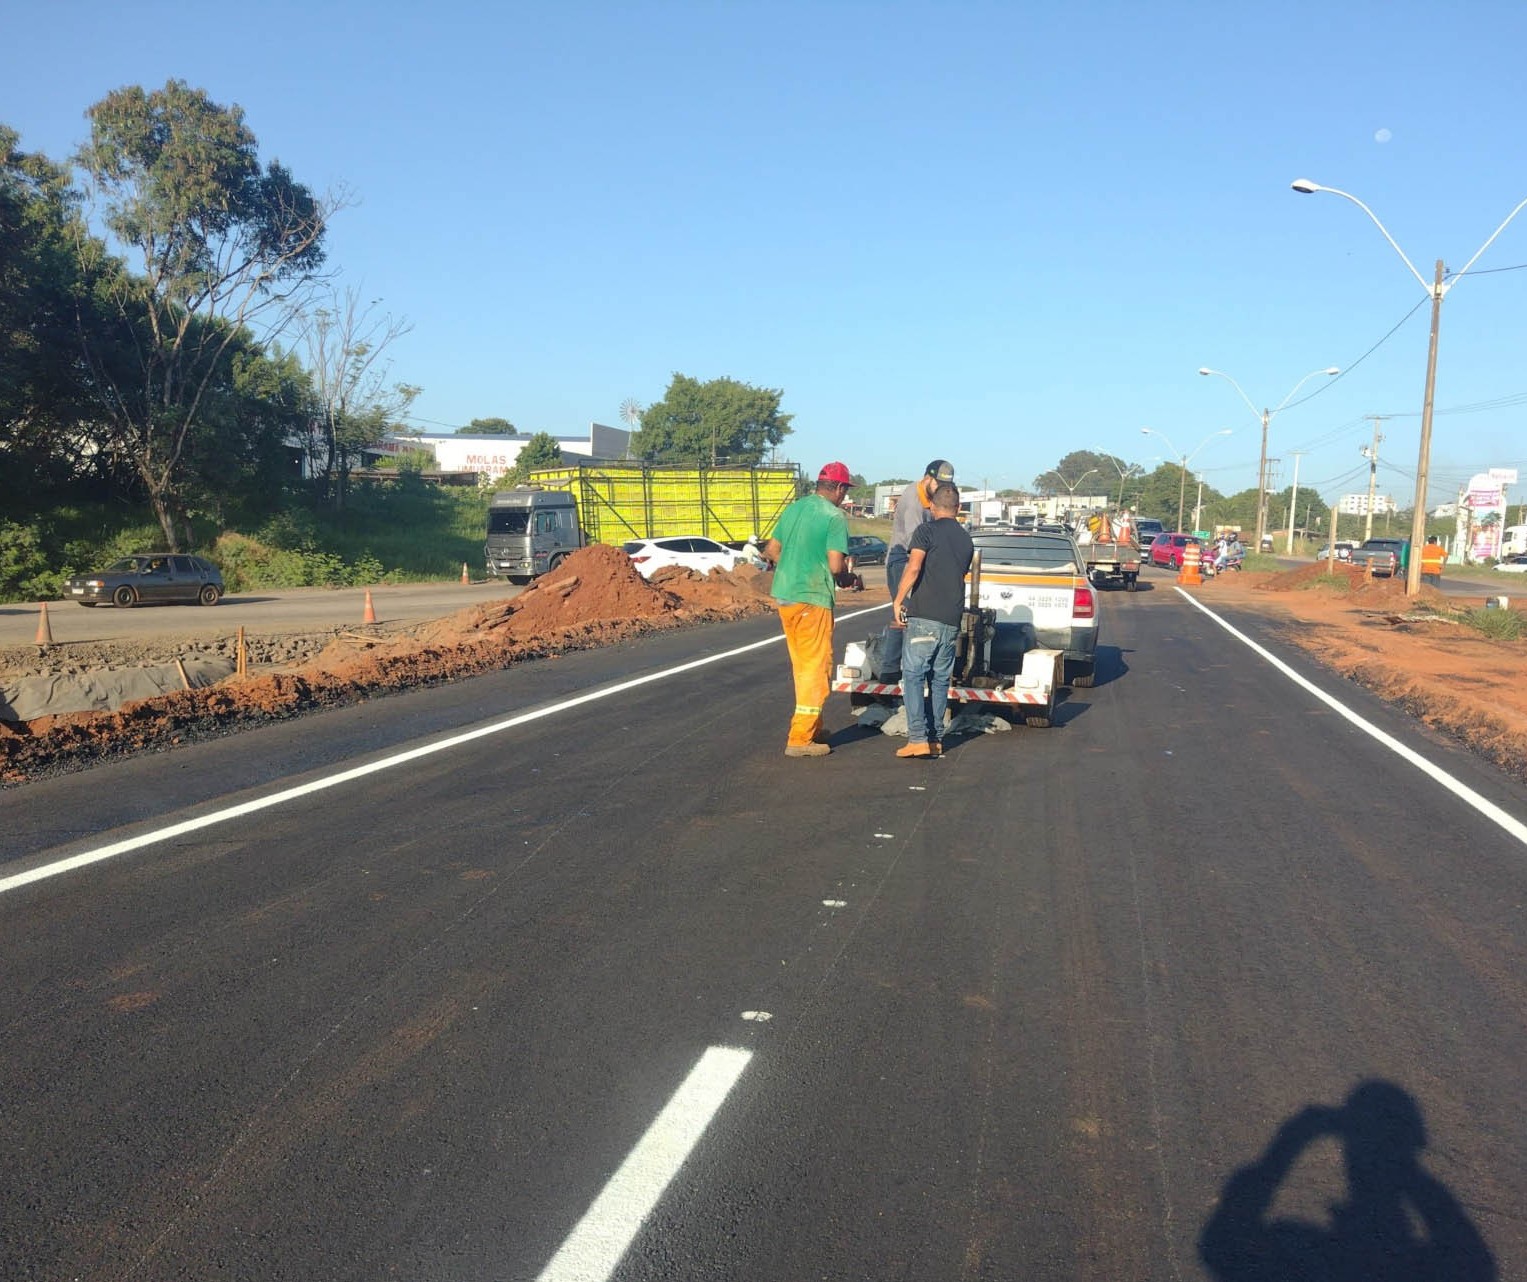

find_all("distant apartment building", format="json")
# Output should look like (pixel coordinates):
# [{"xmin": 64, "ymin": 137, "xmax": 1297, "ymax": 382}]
[{"xmin": 1337, "ymin": 492, "xmax": 1397, "ymax": 516}]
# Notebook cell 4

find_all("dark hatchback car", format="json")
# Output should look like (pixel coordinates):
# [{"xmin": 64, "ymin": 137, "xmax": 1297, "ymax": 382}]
[
  {"xmin": 65, "ymin": 554, "xmax": 225, "ymax": 607},
  {"xmin": 847, "ymin": 535, "xmax": 889, "ymax": 565}
]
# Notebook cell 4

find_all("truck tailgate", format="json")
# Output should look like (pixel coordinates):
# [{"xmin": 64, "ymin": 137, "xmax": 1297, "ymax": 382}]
[{"xmin": 977, "ymin": 571, "xmax": 1088, "ymax": 629}]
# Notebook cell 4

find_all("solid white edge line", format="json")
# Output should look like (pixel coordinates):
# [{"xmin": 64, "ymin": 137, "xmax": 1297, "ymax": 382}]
[
  {"xmin": 1175, "ymin": 586, "xmax": 1527, "ymax": 847},
  {"xmin": 533, "ymin": 1046, "xmax": 753, "ymax": 1282},
  {"xmin": 0, "ymin": 603, "xmax": 890, "ymax": 896}
]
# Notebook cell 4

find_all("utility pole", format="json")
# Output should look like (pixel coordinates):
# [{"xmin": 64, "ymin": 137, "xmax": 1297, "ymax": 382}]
[
  {"xmin": 1361, "ymin": 415, "xmax": 1387, "ymax": 541},
  {"xmin": 1286, "ymin": 451, "xmax": 1305, "ymax": 555},
  {"xmin": 1255, "ymin": 407, "xmax": 1271, "ymax": 551}
]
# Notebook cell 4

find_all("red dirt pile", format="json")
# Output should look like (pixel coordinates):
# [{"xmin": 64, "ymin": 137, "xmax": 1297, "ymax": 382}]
[{"xmin": 0, "ymin": 545, "xmax": 777, "ymax": 784}]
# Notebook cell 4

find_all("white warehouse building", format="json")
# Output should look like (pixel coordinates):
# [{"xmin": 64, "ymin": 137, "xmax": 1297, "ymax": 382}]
[{"xmin": 364, "ymin": 422, "xmax": 632, "ymax": 482}]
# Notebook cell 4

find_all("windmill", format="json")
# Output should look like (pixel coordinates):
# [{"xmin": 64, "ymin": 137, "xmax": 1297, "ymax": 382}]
[{"xmin": 619, "ymin": 398, "xmax": 642, "ymax": 458}]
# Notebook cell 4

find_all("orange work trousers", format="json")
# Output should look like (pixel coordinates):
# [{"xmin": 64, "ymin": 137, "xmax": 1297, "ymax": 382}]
[{"xmin": 778, "ymin": 602, "xmax": 835, "ymax": 747}]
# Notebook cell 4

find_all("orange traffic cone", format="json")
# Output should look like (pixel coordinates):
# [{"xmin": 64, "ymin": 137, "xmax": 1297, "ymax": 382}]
[
  {"xmin": 363, "ymin": 588, "xmax": 377, "ymax": 625},
  {"xmin": 461, "ymin": 561, "xmax": 470, "ymax": 585},
  {"xmin": 35, "ymin": 601, "xmax": 54, "ymax": 646}
]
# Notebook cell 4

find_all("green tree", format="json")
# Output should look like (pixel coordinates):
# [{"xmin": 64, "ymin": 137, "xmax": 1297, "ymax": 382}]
[
  {"xmin": 73, "ymin": 79, "xmax": 330, "ymax": 548},
  {"xmin": 511, "ymin": 431, "xmax": 564, "ymax": 482},
  {"xmin": 633, "ymin": 373, "xmax": 793, "ymax": 465},
  {"xmin": 1033, "ymin": 450, "xmax": 1123, "ymax": 498},
  {"xmin": 459, "ymin": 416, "xmax": 515, "ymax": 435},
  {"xmin": 0, "ymin": 125, "xmax": 115, "ymax": 500}
]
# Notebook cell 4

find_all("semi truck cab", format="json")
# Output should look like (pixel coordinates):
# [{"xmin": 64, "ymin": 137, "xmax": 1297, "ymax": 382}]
[{"xmin": 484, "ymin": 488, "xmax": 583, "ymax": 583}]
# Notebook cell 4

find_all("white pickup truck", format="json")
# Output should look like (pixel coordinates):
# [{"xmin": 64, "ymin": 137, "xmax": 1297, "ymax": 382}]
[{"xmin": 832, "ymin": 528, "xmax": 1102, "ymax": 727}]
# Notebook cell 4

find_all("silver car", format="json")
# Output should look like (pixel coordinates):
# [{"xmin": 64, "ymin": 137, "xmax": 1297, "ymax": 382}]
[{"xmin": 65, "ymin": 554, "xmax": 225, "ymax": 607}]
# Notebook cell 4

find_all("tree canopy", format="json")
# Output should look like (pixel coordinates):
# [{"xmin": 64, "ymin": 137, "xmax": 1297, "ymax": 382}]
[
  {"xmin": 511, "ymin": 431, "xmax": 563, "ymax": 482},
  {"xmin": 459, "ymin": 416, "xmax": 515, "ymax": 435},
  {"xmin": 633, "ymin": 373, "xmax": 792, "ymax": 466}
]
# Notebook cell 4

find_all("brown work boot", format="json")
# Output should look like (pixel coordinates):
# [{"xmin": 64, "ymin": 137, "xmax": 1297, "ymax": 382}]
[
  {"xmin": 929, "ymin": 742, "xmax": 943, "ymax": 758},
  {"xmin": 784, "ymin": 742, "xmax": 831, "ymax": 758},
  {"xmin": 896, "ymin": 741, "xmax": 932, "ymax": 759}
]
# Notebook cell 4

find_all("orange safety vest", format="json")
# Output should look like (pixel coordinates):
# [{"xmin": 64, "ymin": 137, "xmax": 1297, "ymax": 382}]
[{"xmin": 1420, "ymin": 542, "xmax": 1445, "ymax": 574}]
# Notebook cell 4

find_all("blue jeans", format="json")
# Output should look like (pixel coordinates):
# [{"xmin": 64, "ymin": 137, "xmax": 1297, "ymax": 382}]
[
  {"xmin": 879, "ymin": 547, "xmax": 911, "ymax": 674},
  {"xmin": 901, "ymin": 616, "xmax": 959, "ymax": 745}
]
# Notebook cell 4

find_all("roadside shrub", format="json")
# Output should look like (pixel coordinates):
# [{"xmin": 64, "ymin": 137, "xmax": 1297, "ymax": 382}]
[
  {"xmin": 211, "ymin": 532, "xmax": 390, "ymax": 592},
  {"xmin": 0, "ymin": 521, "xmax": 62, "ymax": 601}
]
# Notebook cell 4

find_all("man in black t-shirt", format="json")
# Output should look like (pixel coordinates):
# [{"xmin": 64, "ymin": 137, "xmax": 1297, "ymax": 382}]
[{"xmin": 890, "ymin": 483, "xmax": 973, "ymax": 759}]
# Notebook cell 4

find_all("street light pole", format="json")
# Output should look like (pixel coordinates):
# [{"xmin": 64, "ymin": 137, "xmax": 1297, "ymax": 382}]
[
  {"xmin": 1141, "ymin": 427, "xmax": 1232, "ymax": 534},
  {"xmin": 1199, "ymin": 365, "xmax": 1339, "ymax": 553},
  {"xmin": 1291, "ymin": 178, "xmax": 1527, "ymax": 594},
  {"xmin": 1286, "ymin": 451, "xmax": 1305, "ymax": 554}
]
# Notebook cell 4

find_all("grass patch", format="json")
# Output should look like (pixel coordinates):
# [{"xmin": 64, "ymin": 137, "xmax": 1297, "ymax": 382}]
[
  {"xmin": 1460, "ymin": 606, "xmax": 1524, "ymax": 640},
  {"xmin": 1291, "ymin": 571, "xmax": 1357, "ymax": 595}
]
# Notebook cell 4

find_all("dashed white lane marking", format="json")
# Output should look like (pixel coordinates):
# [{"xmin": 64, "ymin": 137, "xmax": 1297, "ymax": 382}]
[
  {"xmin": 0, "ymin": 605, "xmax": 891, "ymax": 896},
  {"xmin": 821, "ymin": 899, "xmax": 847, "ymax": 908},
  {"xmin": 1176, "ymin": 587, "xmax": 1527, "ymax": 847},
  {"xmin": 739, "ymin": 1010, "xmax": 772, "ymax": 1022},
  {"xmin": 534, "ymin": 1046, "xmax": 752, "ymax": 1282},
  {"xmin": 873, "ymin": 832, "xmax": 894, "ymax": 839}
]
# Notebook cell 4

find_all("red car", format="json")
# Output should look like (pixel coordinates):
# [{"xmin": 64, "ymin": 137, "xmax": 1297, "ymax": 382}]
[{"xmin": 1147, "ymin": 533, "xmax": 1203, "ymax": 570}]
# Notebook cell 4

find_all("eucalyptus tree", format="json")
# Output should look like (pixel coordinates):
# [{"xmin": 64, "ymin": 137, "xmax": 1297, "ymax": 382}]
[{"xmin": 73, "ymin": 79, "xmax": 332, "ymax": 547}]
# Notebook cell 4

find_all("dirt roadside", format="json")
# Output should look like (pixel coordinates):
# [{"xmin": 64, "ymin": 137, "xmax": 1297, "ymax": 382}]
[{"xmin": 2, "ymin": 547, "xmax": 1525, "ymax": 788}]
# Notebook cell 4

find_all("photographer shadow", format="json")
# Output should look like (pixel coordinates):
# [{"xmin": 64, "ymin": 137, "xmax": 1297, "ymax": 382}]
[{"xmin": 1199, "ymin": 1080, "xmax": 1495, "ymax": 1281}]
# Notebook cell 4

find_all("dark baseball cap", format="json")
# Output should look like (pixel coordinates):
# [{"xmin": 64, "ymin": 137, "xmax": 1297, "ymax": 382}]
[{"xmin": 924, "ymin": 459, "xmax": 955, "ymax": 483}]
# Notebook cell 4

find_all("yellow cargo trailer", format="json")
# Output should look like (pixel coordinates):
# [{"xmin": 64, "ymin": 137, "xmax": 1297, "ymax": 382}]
[{"xmin": 526, "ymin": 463, "xmax": 802, "ymax": 546}]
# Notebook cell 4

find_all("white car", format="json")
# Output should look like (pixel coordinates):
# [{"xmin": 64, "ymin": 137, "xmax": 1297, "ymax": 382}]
[
  {"xmin": 623, "ymin": 536, "xmax": 744, "ymax": 578},
  {"xmin": 1493, "ymin": 554, "xmax": 1527, "ymax": 573}
]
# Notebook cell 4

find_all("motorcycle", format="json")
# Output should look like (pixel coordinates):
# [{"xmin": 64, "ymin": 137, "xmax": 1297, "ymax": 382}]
[{"xmin": 1203, "ymin": 545, "xmax": 1245, "ymax": 577}]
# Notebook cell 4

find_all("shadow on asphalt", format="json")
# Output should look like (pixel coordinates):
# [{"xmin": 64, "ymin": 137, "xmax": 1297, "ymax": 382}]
[{"xmin": 1198, "ymin": 1081, "xmax": 1495, "ymax": 1281}]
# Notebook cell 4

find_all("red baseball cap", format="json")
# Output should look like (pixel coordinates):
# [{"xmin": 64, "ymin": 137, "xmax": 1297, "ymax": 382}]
[{"xmin": 818, "ymin": 461, "xmax": 853, "ymax": 486}]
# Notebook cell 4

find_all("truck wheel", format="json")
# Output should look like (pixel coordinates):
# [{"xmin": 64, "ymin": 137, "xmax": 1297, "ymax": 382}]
[
  {"xmin": 547, "ymin": 554, "xmax": 566, "ymax": 572},
  {"xmin": 1024, "ymin": 712, "xmax": 1051, "ymax": 728},
  {"xmin": 1125, "ymin": 574, "xmax": 1138, "ymax": 592},
  {"xmin": 507, "ymin": 575, "xmax": 532, "ymax": 585},
  {"xmin": 1069, "ymin": 668, "xmax": 1095, "ymax": 689}
]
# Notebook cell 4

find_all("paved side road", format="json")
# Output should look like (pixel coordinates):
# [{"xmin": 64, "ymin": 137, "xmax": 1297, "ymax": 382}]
[{"xmin": 0, "ymin": 579, "xmax": 525, "ymax": 648}]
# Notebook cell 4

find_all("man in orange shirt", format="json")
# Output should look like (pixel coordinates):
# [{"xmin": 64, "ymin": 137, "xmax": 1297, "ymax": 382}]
[{"xmin": 1420, "ymin": 536, "xmax": 1446, "ymax": 587}]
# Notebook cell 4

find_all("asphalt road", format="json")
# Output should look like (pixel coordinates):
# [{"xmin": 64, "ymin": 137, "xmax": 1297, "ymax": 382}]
[
  {"xmin": 2, "ymin": 574, "xmax": 1523, "ymax": 1280},
  {"xmin": 0, "ymin": 579, "xmax": 526, "ymax": 648}
]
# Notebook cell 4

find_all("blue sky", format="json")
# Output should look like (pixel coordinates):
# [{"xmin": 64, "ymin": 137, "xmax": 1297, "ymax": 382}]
[{"xmin": 8, "ymin": 0, "xmax": 1527, "ymax": 509}]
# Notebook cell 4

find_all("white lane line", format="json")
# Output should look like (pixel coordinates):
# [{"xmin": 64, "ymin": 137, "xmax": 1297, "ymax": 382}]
[
  {"xmin": 533, "ymin": 1046, "xmax": 752, "ymax": 1282},
  {"xmin": 1175, "ymin": 586, "xmax": 1527, "ymax": 847},
  {"xmin": 0, "ymin": 604, "xmax": 889, "ymax": 896}
]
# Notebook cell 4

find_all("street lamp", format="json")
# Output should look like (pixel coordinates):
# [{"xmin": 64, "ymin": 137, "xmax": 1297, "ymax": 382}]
[
  {"xmin": 1291, "ymin": 177, "xmax": 1527, "ymax": 594},
  {"xmin": 1140, "ymin": 427, "xmax": 1232, "ymax": 533},
  {"xmin": 1094, "ymin": 451, "xmax": 1144, "ymax": 506},
  {"xmin": 1046, "ymin": 467, "xmax": 1098, "ymax": 519},
  {"xmin": 1198, "ymin": 364, "xmax": 1339, "ymax": 553}
]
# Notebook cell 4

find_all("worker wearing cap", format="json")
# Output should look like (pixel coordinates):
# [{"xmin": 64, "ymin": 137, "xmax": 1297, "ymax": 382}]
[
  {"xmin": 763, "ymin": 462, "xmax": 853, "ymax": 757},
  {"xmin": 879, "ymin": 459, "xmax": 956, "ymax": 676}
]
